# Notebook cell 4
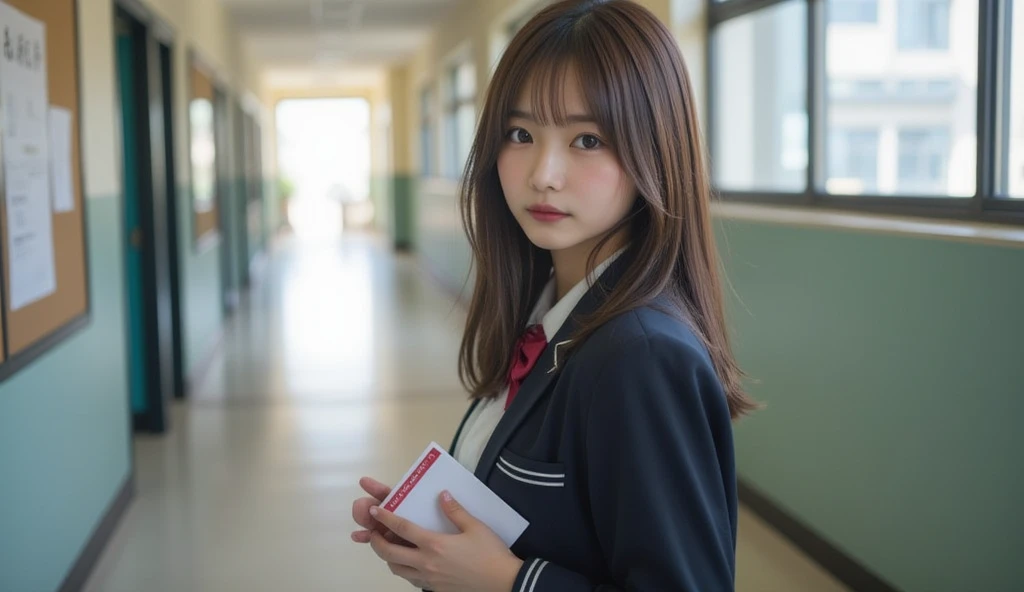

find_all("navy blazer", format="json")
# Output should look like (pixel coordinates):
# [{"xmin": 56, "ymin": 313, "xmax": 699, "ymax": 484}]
[{"xmin": 449, "ymin": 255, "xmax": 738, "ymax": 592}]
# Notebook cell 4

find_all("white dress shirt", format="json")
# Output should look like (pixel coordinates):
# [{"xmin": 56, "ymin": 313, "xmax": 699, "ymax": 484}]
[{"xmin": 453, "ymin": 248, "xmax": 626, "ymax": 473}]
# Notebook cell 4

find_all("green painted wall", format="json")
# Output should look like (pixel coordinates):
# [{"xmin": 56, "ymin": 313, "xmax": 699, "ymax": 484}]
[
  {"xmin": 371, "ymin": 174, "xmax": 392, "ymax": 238},
  {"xmin": 413, "ymin": 180, "xmax": 473, "ymax": 297},
  {"xmin": 718, "ymin": 219, "xmax": 1023, "ymax": 592},
  {"xmin": 414, "ymin": 197, "xmax": 1024, "ymax": 590},
  {"xmin": 247, "ymin": 196, "xmax": 265, "ymax": 265},
  {"xmin": 220, "ymin": 177, "xmax": 243, "ymax": 301},
  {"xmin": 373, "ymin": 174, "xmax": 416, "ymax": 251},
  {"xmin": 0, "ymin": 196, "xmax": 132, "ymax": 592},
  {"xmin": 0, "ymin": 175, "xmax": 255, "ymax": 589},
  {"xmin": 264, "ymin": 178, "xmax": 286, "ymax": 237},
  {"xmin": 392, "ymin": 175, "xmax": 416, "ymax": 249},
  {"xmin": 179, "ymin": 185, "xmax": 225, "ymax": 377}
]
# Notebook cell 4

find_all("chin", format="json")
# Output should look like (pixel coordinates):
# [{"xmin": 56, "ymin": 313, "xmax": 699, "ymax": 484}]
[{"xmin": 521, "ymin": 228, "xmax": 580, "ymax": 253}]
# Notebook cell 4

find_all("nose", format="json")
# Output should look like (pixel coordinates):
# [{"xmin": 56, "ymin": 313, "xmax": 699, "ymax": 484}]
[{"xmin": 528, "ymin": 145, "xmax": 566, "ymax": 193}]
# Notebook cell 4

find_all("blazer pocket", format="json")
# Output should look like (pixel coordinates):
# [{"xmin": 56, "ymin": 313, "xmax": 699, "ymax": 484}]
[{"xmin": 496, "ymin": 448, "xmax": 566, "ymax": 488}]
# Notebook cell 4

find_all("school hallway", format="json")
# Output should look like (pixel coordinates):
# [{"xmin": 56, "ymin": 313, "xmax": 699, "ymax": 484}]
[
  {"xmin": 80, "ymin": 231, "xmax": 848, "ymax": 592},
  {"xmin": 3, "ymin": 1, "xmax": 1020, "ymax": 591}
]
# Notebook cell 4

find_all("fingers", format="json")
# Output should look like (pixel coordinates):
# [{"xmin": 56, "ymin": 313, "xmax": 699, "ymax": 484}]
[
  {"xmin": 352, "ymin": 496, "xmax": 383, "ymax": 530},
  {"xmin": 370, "ymin": 506, "xmax": 427, "ymax": 546},
  {"xmin": 359, "ymin": 476, "xmax": 392, "ymax": 500},
  {"xmin": 387, "ymin": 562, "xmax": 426, "ymax": 589},
  {"xmin": 438, "ymin": 490, "xmax": 475, "ymax": 532},
  {"xmin": 351, "ymin": 528, "xmax": 411, "ymax": 546},
  {"xmin": 369, "ymin": 530, "xmax": 419, "ymax": 567}
]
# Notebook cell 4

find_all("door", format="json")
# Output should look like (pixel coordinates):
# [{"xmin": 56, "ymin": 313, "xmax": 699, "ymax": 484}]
[
  {"xmin": 115, "ymin": 6, "xmax": 171, "ymax": 432},
  {"xmin": 160, "ymin": 41, "xmax": 185, "ymax": 399},
  {"xmin": 116, "ymin": 17, "xmax": 148, "ymax": 421}
]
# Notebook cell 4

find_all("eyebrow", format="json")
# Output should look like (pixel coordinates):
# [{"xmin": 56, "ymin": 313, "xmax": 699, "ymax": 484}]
[{"xmin": 509, "ymin": 109, "xmax": 597, "ymax": 125}]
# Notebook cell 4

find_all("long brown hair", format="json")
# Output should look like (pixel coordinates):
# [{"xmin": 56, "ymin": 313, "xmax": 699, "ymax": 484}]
[{"xmin": 458, "ymin": 0, "xmax": 756, "ymax": 419}]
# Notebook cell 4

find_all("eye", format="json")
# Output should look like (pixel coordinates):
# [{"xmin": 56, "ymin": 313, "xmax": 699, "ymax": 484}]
[
  {"xmin": 506, "ymin": 127, "xmax": 532, "ymax": 144},
  {"xmin": 572, "ymin": 134, "xmax": 604, "ymax": 150}
]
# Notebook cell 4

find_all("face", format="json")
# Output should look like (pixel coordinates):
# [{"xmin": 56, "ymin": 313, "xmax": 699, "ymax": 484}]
[{"xmin": 497, "ymin": 69, "xmax": 637, "ymax": 262}]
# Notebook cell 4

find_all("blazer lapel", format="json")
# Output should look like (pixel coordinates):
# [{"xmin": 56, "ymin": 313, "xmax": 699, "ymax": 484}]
[{"xmin": 473, "ymin": 252, "xmax": 633, "ymax": 482}]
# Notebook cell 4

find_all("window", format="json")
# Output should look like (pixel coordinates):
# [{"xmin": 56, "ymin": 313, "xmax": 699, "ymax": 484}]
[
  {"xmin": 824, "ymin": 0, "xmax": 975, "ymax": 197},
  {"xmin": 1002, "ymin": 2, "xmax": 1024, "ymax": 198},
  {"xmin": 829, "ymin": 0, "xmax": 877, "ymax": 24},
  {"xmin": 445, "ymin": 60, "xmax": 476, "ymax": 179},
  {"xmin": 898, "ymin": 0, "xmax": 951, "ymax": 51},
  {"xmin": 830, "ymin": 79, "xmax": 886, "ymax": 101},
  {"xmin": 893, "ymin": 79, "xmax": 956, "ymax": 101},
  {"xmin": 709, "ymin": 0, "xmax": 1021, "ymax": 220},
  {"xmin": 830, "ymin": 79, "xmax": 957, "ymax": 103},
  {"xmin": 897, "ymin": 128, "xmax": 951, "ymax": 194},
  {"xmin": 711, "ymin": 0, "xmax": 807, "ymax": 192},
  {"xmin": 828, "ymin": 129, "xmax": 879, "ymax": 193},
  {"xmin": 420, "ymin": 87, "xmax": 436, "ymax": 177}
]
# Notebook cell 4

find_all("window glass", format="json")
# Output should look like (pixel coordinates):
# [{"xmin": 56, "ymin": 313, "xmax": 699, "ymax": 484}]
[
  {"xmin": 711, "ymin": 0, "xmax": 808, "ymax": 192},
  {"xmin": 825, "ymin": 0, "xmax": 976, "ymax": 196}
]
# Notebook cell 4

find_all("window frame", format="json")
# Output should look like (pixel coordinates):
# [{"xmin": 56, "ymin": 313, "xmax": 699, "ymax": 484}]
[
  {"xmin": 420, "ymin": 85, "xmax": 437, "ymax": 178},
  {"xmin": 443, "ymin": 58, "xmax": 477, "ymax": 180},
  {"xmin": 705, "ymin": 0, "xmax": 1024, "ymax": 225}
]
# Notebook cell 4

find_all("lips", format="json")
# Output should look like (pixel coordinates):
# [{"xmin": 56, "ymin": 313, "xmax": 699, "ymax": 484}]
[
  {"xmin": 527, "ymin": 205, "xmax": 569, "ymax": 222},
  {"xmin": 528, "ymin": 204, "xmax": 566, "ymax": 215}
]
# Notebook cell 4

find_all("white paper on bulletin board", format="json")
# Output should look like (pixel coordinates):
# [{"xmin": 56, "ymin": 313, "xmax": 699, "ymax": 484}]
[
  {"xmin": 48, "ymin": 106, "xmax": 74, "ymax": 213},
  {"xmin": 0, "ymin": 1, "xmax": 57, "ymax": 310}
]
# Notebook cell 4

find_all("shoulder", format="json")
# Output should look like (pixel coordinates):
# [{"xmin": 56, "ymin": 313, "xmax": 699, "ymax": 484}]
[
  {"xmin": 568, "ymin": 299, "xmax": 728, "ymax": 423},
  {"xmin": 574, "ymin": 298, "xmax": 714, "ymax": 376}
]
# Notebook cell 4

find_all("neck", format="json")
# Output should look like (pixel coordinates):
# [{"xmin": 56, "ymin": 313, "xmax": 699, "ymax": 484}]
[{"xmin": 550, "ymin": 231, "xmax": 628, "ymax": 300}]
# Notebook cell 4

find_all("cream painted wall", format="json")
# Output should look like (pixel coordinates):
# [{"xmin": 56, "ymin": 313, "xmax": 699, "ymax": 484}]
[
  {"xmin": 389, "ymin": 67, "xmax": 412, "ymax": 176},
  {"xmin": 671, "ymin": 0, "xmax": 708, "ymax": 132},
  {"xmin": 185, "ymin": 0, "xmax": 237, "ymax": 76},
  {"xmin": 635, "ymin": 0, "xmax": 670, "ymax": 23},
  {"xmin": 80, "ymin": 0, "xmax": 121, "ymax": 198}
]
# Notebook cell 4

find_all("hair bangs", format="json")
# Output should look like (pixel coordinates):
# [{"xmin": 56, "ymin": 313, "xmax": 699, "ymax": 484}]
[{"xmin": 501, "ymin": 28, "xmax": 616, "ymax": 144}]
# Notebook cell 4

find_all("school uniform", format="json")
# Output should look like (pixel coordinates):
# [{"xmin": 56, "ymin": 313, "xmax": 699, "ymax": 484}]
[{"xmin": 450, "ymin": 249, "xmax": 738, "ymax": 592}]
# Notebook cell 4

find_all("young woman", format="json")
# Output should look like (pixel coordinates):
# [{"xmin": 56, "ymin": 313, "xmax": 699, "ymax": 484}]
[{"xmin": 352, "ymin": 1, "xmax": 756, "ymax": 590}]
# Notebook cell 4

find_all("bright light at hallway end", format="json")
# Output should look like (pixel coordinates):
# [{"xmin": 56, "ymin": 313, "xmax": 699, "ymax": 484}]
[{"xmin": 276, "ymin": 97, "xmax": 372, "ymax": 240}]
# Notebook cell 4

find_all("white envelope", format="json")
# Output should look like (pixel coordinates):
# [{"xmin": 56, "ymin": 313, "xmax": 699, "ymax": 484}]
[{"xmin": 379, "ymin": 442, "xmax": 529, "ymax": 547}]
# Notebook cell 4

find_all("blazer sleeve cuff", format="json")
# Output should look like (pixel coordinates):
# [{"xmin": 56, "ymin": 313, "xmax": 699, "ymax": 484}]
[{"xmin": 511, "ymin": 557, "xmax": 597, "ymax": 591}]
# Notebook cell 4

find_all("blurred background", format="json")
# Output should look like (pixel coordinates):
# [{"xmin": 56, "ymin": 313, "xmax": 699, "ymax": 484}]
[{"xmin": 0, "ymin": 1, "xmax": 1021, "ymax": 591}]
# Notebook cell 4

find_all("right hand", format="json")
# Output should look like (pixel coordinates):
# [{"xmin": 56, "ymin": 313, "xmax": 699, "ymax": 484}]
[{"xmin": 350, "ymin": 476, "xmax": 410, "ymax": 546}]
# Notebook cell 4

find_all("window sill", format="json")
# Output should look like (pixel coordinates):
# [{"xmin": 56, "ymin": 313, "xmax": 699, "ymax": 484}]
[{"xmin": 711, "ymin": 201, "xmax": 1024, "ymax": 249}]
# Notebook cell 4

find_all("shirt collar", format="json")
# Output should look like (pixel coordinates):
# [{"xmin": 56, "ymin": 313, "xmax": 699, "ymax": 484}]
[{"xmin": 526, "ymin": 246, "xmax": 628, "ymax": 340}]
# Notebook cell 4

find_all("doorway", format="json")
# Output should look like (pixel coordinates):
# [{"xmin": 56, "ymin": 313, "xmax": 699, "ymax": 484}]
[{"xmin": 114, "ymin": 5, "xmax": 180, "ymax": 431}]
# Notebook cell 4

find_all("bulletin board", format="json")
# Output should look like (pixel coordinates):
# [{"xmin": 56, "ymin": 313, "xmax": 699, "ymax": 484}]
[
  {"xmin": 0, "ymin": 0, "xmax": 89, "ymax": 369},
  {"xmin": 188, "ymin": 54, "xmax": 219, "ymax": 247}
]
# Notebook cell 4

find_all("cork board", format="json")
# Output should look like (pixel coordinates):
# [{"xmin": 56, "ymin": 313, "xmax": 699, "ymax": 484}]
[
  {"xmin": 189, "ymin": 57, "xmax": 218, "ymax": 244},
  {"xmin": 0, "ymin": 0, "xmax": 89, "ymax": 357}
]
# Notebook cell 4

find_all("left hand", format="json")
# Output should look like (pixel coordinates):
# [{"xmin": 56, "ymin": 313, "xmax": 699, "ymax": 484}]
[{"xmin": 366, "ymin": 490, "xmax": 524, "ymax": 592}]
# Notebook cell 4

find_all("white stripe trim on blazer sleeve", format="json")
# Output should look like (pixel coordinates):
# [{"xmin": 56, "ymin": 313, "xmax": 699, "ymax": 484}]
[
  {"xmin": 527, "ymin": 560, "xmax": 549, "ymax": 592},
  {"xmin": 518, "ymin": 559, "xmax": 542, "ymax": 592}
]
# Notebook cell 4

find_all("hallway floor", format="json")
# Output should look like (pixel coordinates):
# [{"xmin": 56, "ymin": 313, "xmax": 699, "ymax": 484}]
[{"xmin": 84, "ymin": 232, "xmax": 849, "ymax": 592}]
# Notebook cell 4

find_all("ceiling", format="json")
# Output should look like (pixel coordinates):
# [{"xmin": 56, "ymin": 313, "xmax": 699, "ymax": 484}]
[{"xmin": 220, "ymin": 0, "xmax": 463, "ymax": 89}]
